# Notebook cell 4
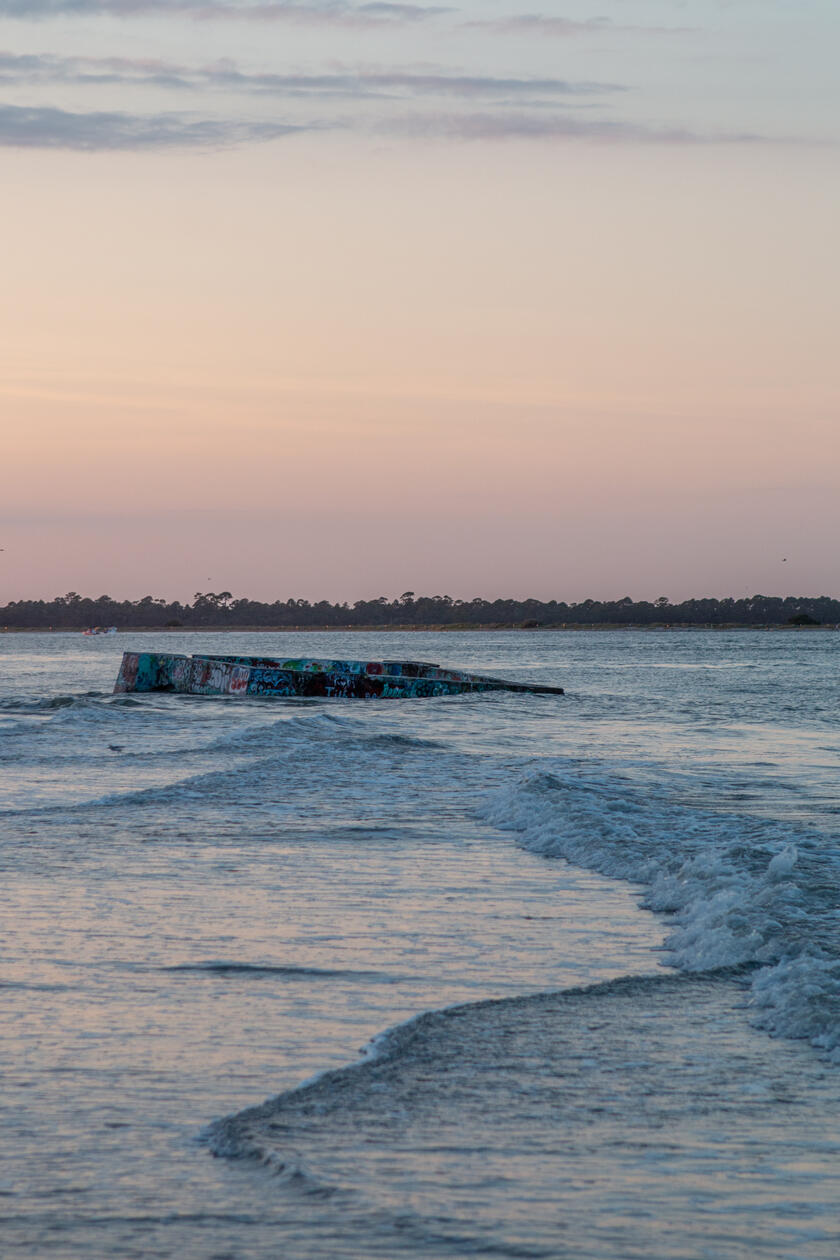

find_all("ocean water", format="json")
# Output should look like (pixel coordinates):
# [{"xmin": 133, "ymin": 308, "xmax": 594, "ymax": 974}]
[{"xmin": 0, "ymin": 629, "xmax": 838, "ymax": 1259}]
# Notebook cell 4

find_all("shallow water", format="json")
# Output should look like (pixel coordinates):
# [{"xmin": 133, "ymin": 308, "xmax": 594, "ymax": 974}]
[{"xmin": 1, "ymin": 630, "xmax": 838, "ymax": 1258}]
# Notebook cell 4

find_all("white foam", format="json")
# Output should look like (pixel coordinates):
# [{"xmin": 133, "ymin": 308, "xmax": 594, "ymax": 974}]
[{"xmin": 481, "ymin": 766, "xmax": 840, "ymax": 1062}]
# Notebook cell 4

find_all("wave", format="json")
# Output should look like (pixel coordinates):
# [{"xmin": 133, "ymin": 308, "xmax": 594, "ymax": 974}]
[
  {"xmin": 0, "ymin": 689, "xmax": 444, "ymax": 786},
  {"xmin": 364, "ymin": 732, "xmax": 445, "ymax": 750},
  {"xmin": 0, "ymin": 708, "xmax": 341, "ymax": 809},
  {"xmin": 207, "ymin": 973, "xmax": 676, "ymax": 1166},
  {"xmin": 480, "ymin": 763, "xmax": 840, "ymax": 1061},
  {"xmin": 0, "ymin": 691, "xmax": 110, "ymax": 712},
  {"xmin": 164, "ymin": 961, "xmax": 400, "ymax": 982},
  {"xmin": 0, "ymin": 980, "xmax": 74, "ymax": 992},
  {"xmin": 206, "ymin": 966, "xmax": 840, "ymax": 1259},
  {"xmin": 0, "ymin": 706, "xmax": 460, "ymax": 825}
]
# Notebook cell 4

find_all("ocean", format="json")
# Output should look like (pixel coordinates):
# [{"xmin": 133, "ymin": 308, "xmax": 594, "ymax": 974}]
[{"xmin": 1, "ymin": 629, "xmax": 838, "ymax": 1259}]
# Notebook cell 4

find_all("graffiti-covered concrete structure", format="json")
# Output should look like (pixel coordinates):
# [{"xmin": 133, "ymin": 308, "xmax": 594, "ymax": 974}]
[{"xmin": 114, "ymin": 653, "xmax": 564, "ymax": 699}]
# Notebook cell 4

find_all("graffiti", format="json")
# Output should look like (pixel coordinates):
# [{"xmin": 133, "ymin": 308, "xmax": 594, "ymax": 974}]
[
  {"xmin": 229, "ymin": 666, "xmax": 250, "ymax": 696},
  {"xmin": 114, "ymin": 652, "xmax": 140, "ymax": 692},
  {"xmin": 113, "ymin": 653, "xmax": 564, "ymax": 699}
]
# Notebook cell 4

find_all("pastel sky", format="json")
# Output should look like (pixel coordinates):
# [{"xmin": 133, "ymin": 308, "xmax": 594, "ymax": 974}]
[{"xmin": 2, "ymin": 0, "xmax": 838, "ymax": 603}]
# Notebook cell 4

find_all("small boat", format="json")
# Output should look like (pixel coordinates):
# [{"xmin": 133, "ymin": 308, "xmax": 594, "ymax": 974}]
[
  {"xmin": 113, "ymin": 652, "xmax": 564, "ymax": 699},
  {"xmin": 84, "ymin": 626, "xmax": 118, "ymax": 636}
]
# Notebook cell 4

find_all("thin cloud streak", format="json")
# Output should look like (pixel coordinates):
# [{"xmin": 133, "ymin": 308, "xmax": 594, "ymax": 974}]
[
  {"xmin": 0, "ymin": 50, "xmax": 626, "ymax": 101},
  {"xmin": 383, "ymin": 111, "xmax": 766, "ymax": 144},
  {"xmin": 466, "ymin": 14, "xmax": 689, "ymax": 37},
  {"xmin": 0, "ymin": 0, "xmax": 450, "ymax": 24},
  {"xmin": 0, "ymin": 99, "xmax": 771, "ymax": 150},
  {"xmin": 0, "ymin": 100, "xmax": 313, "ymax": 148}
]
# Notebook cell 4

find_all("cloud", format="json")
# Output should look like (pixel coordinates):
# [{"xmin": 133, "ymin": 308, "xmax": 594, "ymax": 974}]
[
  {"xmin": 0, "ymin": 54, "xmax": 775, "ymax": 151},
  {"xmin": 0, "ymin": 0, "xmax": 450, "ymax": 24},
  {"xmin": 0, "ymin": 51, "xmax": 625, "ymax": 101},
  {"xmin": 0, "ymin": 100, "xmax": 312, "ymax": 148},
  {"xmin": 0, "ymin": 99, "xmax": 782, "ymax": 151},
  {"xmin": 383, "ymin": 111, "xmax": 765, "ymax": 144},
  {"xmin": 357, "ymin": 2, "xmax": 444, "ymax": 18},
  {"xmin": 192, "ymin": 66, "xmax": 623, "ymax": 101},
  {"xmin": 466, "ymin": 14, "xmax": 688, "ymax": 38}
]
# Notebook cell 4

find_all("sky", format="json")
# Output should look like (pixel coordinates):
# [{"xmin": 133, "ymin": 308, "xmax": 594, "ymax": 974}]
[{"xmin": 1, "ymin": 0, "xmax": 838, "ymax": 604}]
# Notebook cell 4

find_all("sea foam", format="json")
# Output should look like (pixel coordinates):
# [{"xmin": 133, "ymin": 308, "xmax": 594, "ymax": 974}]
[{"xmin": 480, "ymin": 763, "xmax": 840, "ymax": 1060}]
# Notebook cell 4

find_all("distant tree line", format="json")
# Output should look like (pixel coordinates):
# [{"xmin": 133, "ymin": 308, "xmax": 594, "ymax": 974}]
[{"xmin": 1, "ymin": 590, "xmax": 837, "ymax": 629}]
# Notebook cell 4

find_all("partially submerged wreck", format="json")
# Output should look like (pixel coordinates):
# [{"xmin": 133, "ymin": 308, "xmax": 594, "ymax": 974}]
[{"xmin": 114, "ymin": 653, "xmax": 564, "ymax": 699}]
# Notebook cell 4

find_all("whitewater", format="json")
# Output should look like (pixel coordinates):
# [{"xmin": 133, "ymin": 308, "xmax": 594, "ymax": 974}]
[{"xmin": 1, "ymin": 629, "xmax": 838, "ymax": 1258}]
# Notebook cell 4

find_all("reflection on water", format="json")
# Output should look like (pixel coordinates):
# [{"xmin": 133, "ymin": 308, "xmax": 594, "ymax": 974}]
[{"xmin": 0, "ymin": 630, "xmax": 838, "ymax": 1258}]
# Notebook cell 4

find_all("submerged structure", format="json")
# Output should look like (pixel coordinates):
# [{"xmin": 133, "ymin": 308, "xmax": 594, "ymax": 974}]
[{"xmin": 114, "ymin": 653, "xmax": 564, "ymax": 699}]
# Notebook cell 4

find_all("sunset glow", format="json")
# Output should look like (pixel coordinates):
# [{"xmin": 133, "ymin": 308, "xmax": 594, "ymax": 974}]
[{"xmin": 2, "ymin": 1, "xmax": 838, "ymax": 602}]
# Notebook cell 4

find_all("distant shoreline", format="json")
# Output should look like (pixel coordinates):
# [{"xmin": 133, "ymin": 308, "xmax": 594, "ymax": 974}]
[
  {"xmin": 5, "ymin": 594, "xmax": 836, "ymax": 633},
  {"xmin": 3, "ymin": 623, "xmax": 837, "ymax": 634}
]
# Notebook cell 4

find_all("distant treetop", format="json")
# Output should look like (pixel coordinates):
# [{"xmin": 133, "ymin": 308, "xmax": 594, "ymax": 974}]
[{"xmin": 1, "ymin": 592, "xmax": 838, "ymax": 630}]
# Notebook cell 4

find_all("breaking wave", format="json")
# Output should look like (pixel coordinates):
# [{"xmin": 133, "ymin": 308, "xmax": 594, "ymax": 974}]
[{"xmin": 480, "ymin": 763, "xmax": 840, "ymax": 1060}]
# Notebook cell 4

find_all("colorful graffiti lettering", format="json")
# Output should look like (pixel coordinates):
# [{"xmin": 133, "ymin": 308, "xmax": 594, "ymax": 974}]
[{"xmin": 113, "ymin": 653, "xmax": 564, "ymax": 699}]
